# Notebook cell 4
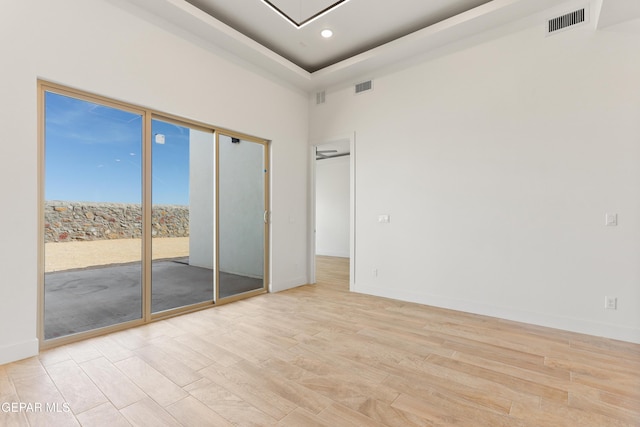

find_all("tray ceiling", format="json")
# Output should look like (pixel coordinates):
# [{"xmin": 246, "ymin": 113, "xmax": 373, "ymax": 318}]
[{"xmin": 184, "ymin": 0, "xmax": 492, "ymax": 72}]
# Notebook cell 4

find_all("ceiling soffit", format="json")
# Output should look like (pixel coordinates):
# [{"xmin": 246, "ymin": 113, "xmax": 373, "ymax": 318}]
[
  {"xmin": 118, "ymin": 0, "xmax": 610, "ymax": 91},
  {"xmin": 262, "ymin": 0, "xmax": 349, "ymax": 27},
  {"xmin": 184, "ymin": 0, "xmax": 493, "ymax": 72}
]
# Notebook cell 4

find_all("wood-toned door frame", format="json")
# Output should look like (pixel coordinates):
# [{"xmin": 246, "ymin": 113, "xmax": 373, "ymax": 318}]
[
  {"xmin": 147, "ymin": 114, "xmax": 217, "ymax": 322},
  {"xmin": 214, "ymin": 130, "xmax": 270, "ymax": 305},
  {"xmin": 38, "ymin": 81, "xmax": 271, "ymax": 350}
]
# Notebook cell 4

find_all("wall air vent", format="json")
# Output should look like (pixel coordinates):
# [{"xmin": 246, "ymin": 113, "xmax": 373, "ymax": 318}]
[
  {"xmin": 355, "ymin": 80, "xmax": 373, "ymax": 94},
  {"xmin": 316, "ymin": 90, "xmax": 326, "ymax": 105},
  {"xmin": 547, "ymin": 7, "xmax": 587, "ymax": 35}
]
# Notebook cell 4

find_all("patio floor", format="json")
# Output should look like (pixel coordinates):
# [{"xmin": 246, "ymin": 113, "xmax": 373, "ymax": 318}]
[{"xmin": 44, "ymin": 257, "xmax": 263, "ymax": 339}]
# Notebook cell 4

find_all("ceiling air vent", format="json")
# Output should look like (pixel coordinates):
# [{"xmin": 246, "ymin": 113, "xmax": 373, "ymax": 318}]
[
  {"xmin": 316, "ymin": 90, "xmax": 326, "ymax": 105},
  {"xmin": 547, "ymin": 7, "xmax": 587, "ymax": 35},
  {"xmin": 355, "ymin": 80, "xmax": 373, "ymax": 94}
]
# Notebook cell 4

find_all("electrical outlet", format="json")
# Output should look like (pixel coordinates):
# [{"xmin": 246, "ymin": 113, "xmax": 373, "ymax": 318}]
[
  {"xmin": 373, "ymin": 268, "xmax": 378, "ymax": 277},
  {"xmin": 605, "ymin": 296, "xmax": 617, "ymax": 310}
]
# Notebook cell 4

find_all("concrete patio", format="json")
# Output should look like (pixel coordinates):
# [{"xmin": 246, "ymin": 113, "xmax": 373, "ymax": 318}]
[{"xmin": 43, "ymin": 238, "xmax": 263, "ymax": 339}]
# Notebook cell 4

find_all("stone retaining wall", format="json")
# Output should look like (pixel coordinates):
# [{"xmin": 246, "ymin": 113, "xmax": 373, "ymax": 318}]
[{"xmin": 45, "ymin": 201, "xmax": 189, "ymax": 243}]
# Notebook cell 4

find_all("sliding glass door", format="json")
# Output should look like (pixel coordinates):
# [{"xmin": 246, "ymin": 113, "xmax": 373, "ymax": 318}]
[
  {"xmin": 151, "ymin": 118, "xmax": 215, "ymax": 314},
  {"xmin": 217, "ymin": 133, "xmax": 269, "ymax": 300},
  {"xmin": 41, "ymin": 82, "xmax": 270, "ymax": 345},
  {"xmin": 43, "ymin": 90, "xmax": 144, "ymax": 339}
]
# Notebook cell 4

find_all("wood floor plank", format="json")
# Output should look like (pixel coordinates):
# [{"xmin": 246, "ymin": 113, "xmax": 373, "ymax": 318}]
[
  {"xmin": 145, "ymin": 335, "xmax": 215, "ymax": 371},
  {"xmin": 1, "ymin": 256, "xmax": 638, "ymax": 426},
  {"xmin": 120, "ymin": 397, "xmax": 182, "ymax": 427},
  {"xmin": 107, "ymin": 328, "xmax": 153, "ymax": 351},
  {"xmin": 89, "ymin": 335, "xmax": 135, "ymax": 363},
  {"xmin": 114, "ymin": 356, "xmax": 187, "ymax": 407},
  {"xmin": 232, "ymin": 359, "xmax": 335, "ymax": 415},
  {"xmin": 545, "ymin": 353, "xmax": 640, "ymax": 378},
  {"xmin": 173, "ymin": 335, "xmax": 242, "ymax": 368},
  {"xmin": 12, "ymin": 373, "xmax": 80, "ymax": 426},
  {"xmin": 133, "ymin": 345, "xmax": 202, "ymax": 387},
  {"xmin": 80, "ymin": 357, "xmax": 146, "ymax": 410},
  {"xmin": 185, "ymin": 377, "xmax": 279, "ymax": 426},
  {"xmin": 392, "ymin": 393, "xmax": 529, "ymax": 427},
  {"xmin": 203, "ymin": 330, "xmax": 280, "ymax": 365},
  {"xmin": 510, "ymin": 397, "xmax": 631, "ymax": 427},
  {"xmin": 356, "ymin": 326, "xmax": 455, "ymax": 359},
  {"xmin": 277, "ymin": 408, "xmax": 333, "ymax": 427},
  {"xmin": 286, "ymin": 339, "xmax": 392, "ymax": 384},
  {"xmin": 0, "ymin": 364, "xmax": 16, "ymax": 397},
  {"xmin": 319, "ymin": 401, "xmax": 401, "ymax": 427},
  {"xmin": 64, "ymin": 340, "xmax": 103, "ymax": 364},
  {"xmin": 1, "ymin": 366, "xmax": 41, "ymax": 426},
  {"xmin": 299, "ymin": 373, "xmax": 399, "ymax": 411},
  {"xmin": 450, "ymin": 351, "xmax": 571, "ymax": 391},
  {"xmin": 571, "ymin": 370, "xmax": 640, "ymax": 398},
  {"xmin": 198, "ymin": 361, "xmax": 298, "ymax": 420},
  {"xmin": 38, "ymin": 346, "xmax": 72, "ymax": 367},
  {"xmin": 352, "ymin": 398, "xmax": 434, "ymax": 427},
  {"xmin": 383, "ymin": 372, "xmax": 514, "ymax": 415},
  {"xmin": 567, "ymin": 384, "xmax": 640, "ymax": 426},
  {"xmin": 45, "ymin": 359, "xmax": 108, "ymax": 414},
  {"xmin": 598, "ymin": 389, "xmax": 640, "ymax": 414},
  {"xmin": 395, "ymin": 353, "xmax": 544, "ymax": 408},
  {"xmin": 4, "ymin": 357, "xmax": 48, "ymax": 381},
  {"xmin": 165, "ymin": 396, "xmax": 233, "ymax": 427},
  {"xmin": 75, "ymin": 402, "xmax": 131, "ymax": 427},
  {"xmin": 427, "ymin": 354, "xmax": 568, "ymax": 403},
  {"xmin": 0, "ymin": 401, "xmax": 31, "ymax": 427},
  {"xmin": 235, "ymin": 315, "xmax": 310, "ymax": 345}
]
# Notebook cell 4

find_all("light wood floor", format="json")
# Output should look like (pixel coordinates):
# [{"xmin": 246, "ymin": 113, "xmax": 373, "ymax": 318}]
[{"xmin": 1, "ymin": 256, "xmax": 639, "ymax": 426}]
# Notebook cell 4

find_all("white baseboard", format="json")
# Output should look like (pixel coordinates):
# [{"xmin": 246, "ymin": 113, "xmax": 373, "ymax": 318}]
[
  {"xmin": 0, "ymin": 338, "xmax": 39, "ymax": 365},
  {"xmin": 271, "ymin": 276, "xmax": 308, "ymax": 293},
  {"xmin": 316, "ymin": 250, "xmax": 350, "ymax": 258},
  {"xmin": 354, "ymin": 284, "xmax": 640, "ymax": 344}
]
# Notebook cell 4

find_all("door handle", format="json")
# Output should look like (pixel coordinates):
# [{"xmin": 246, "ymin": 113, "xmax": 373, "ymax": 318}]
[{"xmin": 264, "ymin": 210, "xmax": 269, "ymax": 224}]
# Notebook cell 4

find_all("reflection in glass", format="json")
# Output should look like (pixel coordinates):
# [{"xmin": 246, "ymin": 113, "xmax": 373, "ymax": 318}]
[
  {"xmin": 151, "ymin": 119, "xmax": 214, "ymax": 313},
  {"xmin": 43, "ymin": 91, "xmax": 143, "ymax": 339},
  {"xmin": 218, "ymin": 135, "xmax": 266, "ymax": 298}
]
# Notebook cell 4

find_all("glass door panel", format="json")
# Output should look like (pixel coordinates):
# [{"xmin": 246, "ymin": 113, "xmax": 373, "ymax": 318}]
[
  {"xmin": 43, "ymin": 91, "xmax": 143, "ymax": 339},
  {"xmin": 217, "ymin": 134, "xmax": 268, "ymax": 299},
  {"xmin": 151, "ymin": 118, "xmax": 215, "ymax": 313}
]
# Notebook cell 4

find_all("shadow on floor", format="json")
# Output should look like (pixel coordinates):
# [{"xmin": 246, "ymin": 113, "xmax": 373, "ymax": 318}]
[{"xmin": 44, "ymin": 257, "xmax": 263, "ymax": 339}]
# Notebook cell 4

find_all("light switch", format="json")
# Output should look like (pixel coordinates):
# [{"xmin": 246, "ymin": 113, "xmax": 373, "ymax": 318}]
[
  {"xmin": 605, "ymin": 213, "xmax": 618, "ymax": 227},
  {"xmin": 378, "ymin": 214, "xmax": 390, "ymax": 223}
]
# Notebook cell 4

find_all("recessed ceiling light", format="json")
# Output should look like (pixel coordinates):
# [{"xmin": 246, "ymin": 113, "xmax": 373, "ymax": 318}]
[{"xmin": 321, "ymin": 29, "xmax": 333, "ymax": 38}]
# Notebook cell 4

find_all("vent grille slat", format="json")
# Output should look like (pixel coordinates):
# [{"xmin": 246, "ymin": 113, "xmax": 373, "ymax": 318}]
[
  {"xmin": 548, "ymin": 8, "xmax": 585, "ymax": 34},
  {"xmin": 355, "ymin": 80, "xmax": 372, "ymax": 94}
]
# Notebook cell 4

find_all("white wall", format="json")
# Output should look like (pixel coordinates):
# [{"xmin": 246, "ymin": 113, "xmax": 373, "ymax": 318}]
[
  {"xmin": 0, "ymin": 0, "xmax": 309, "ymax": 364},
  {"xmin": 316, "ymin": 156, "xmax": 350, "ymax": 257},
  {"xmin": 310, "ymin": 12, "xmax": 640, "ymax": 343},
  {"xmin": 189, "ymin": 129, "xmax": 215, "ymax": 269}
]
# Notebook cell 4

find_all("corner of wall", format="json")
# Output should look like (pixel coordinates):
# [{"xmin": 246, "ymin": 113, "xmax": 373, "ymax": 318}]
[{"xmin": 0, "ymin": 339, "xmax": 39, "ymax": 366}]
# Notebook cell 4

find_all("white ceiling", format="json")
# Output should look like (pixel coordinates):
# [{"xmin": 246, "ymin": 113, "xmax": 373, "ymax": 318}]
[
  {"xmin": 115, "ymin": 0, "xmax": 639, "ymax": 92},
  {"xmin": 316, "ymin": 138, "xmax": 351, "ymax": 159},
  {"xmin": 183, "ymin": 0, "xmax": 492, "ymax": 72}
]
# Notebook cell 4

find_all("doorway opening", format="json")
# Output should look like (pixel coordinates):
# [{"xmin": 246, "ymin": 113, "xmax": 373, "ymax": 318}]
[{"xmin": 310, "ymin": 134, "xmax": 355, "ymax": 289}]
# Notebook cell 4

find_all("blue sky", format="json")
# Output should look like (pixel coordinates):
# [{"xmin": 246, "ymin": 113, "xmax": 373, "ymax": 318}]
[{"xmin": 45, "ymin": 92, "xmax": 190, "ymax": 205}]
